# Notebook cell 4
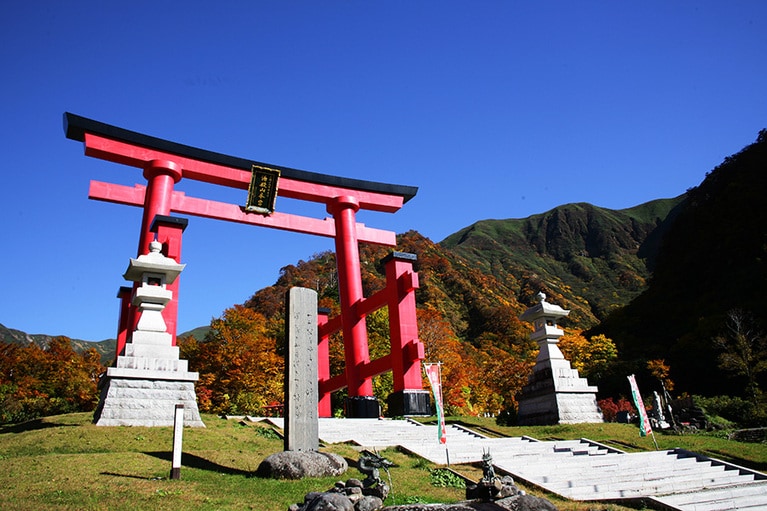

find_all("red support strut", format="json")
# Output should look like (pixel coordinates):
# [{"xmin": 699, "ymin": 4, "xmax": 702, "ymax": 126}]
[
  {"xmin": 115, "ymin": 286, "xmax": 132, "ymax": 363},
  {"xmin": 139, "ymin": 160, "xmax": 182, "ymax": 255},
  {"xmin": 317, "ymin": 308, "xmax": 332, "ymax": 418},
  {"xmin": 383, "ymin": 252, "xmax": 430, "ymax": 416},
  {"xmin": 151, "ymin": 215, "xmax": 188, "ymax": 345}
]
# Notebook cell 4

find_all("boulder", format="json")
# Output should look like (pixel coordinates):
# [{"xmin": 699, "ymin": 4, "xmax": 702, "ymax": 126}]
[
  {"xmin": 257, "ymin": 450, "xmax": 347, "ymax": 479},
  {"xmin": 304, "ymin": 492, "xmax": 355, "ymax": 511},
  {"xmin": 355, "ymin": 496, "xmax": 384, "ymax": 511}
]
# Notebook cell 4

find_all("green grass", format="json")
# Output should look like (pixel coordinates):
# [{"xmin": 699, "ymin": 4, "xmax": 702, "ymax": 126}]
[{"xmin": 0, "ymin": 413, "xmax": 764, "ymax": 511}]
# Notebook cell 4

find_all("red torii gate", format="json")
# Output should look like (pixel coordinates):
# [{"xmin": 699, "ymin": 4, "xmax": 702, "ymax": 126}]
[{"xmin": 64, "ymin": 113, "xmax": 430, "ymax": 418}]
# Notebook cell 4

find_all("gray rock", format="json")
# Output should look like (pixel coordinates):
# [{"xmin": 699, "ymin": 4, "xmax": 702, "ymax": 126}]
[
  {"xmin": 355, "ymin": 496, "xmax": 383, "ymax": 511},
  {"xmin": 257, "ymin": 450, "xmax": 348, "ymax": 479},
  {"xmin": 304, "ymin": 492, "xmax": 355, "ymax": 511},
  {"xmin": 493, "ymin": 494, "xmax": 558, "ymax": 511}
]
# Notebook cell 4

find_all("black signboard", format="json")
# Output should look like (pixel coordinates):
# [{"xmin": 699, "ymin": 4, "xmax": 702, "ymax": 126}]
[{"xmin": 245, "ymin": 164, "xmax": 280, "ymax": 214}]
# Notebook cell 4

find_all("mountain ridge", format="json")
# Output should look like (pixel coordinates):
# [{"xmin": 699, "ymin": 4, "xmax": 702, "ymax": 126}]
[{"xmin": 440, "ymin": 195, "xmax": 686, "ymax": 323}]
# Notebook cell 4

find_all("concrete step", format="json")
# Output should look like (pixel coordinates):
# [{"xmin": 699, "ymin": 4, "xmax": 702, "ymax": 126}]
[
  {"xmin": 562, "ymin": 471, "xmax": 755, "ymax": 501},
  {"xmin": 528, "ymin": 459, "xmax": 722, "ymax": 488},
  {"xmin": 500, "ymin": 450, "xmax": 675, "ymax": 477},
  {"xmin": 653, "ymin": 481, "xmax": 767, "ymax": 511}
]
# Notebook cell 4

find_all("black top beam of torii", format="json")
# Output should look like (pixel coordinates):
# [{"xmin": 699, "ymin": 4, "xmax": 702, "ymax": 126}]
[{"xmin": 64, "ymin": 112, "xmax": 418, "ymax": 203}]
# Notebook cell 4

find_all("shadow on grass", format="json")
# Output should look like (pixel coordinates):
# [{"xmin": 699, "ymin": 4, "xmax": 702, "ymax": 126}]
[
  {"xmin": 704, "ymin": 450, "xmax": 767, "ymax": 472},
  {"xmin": 144, "ymin": 451, "xmax": 253, "ymax": 477},
  {"xmin": 0, "ymin": 418, "xmax": 79, "ymax": 434},
  {"xmin": 101, "ymin": 471, "xmax": 163, "ymax": 480}
]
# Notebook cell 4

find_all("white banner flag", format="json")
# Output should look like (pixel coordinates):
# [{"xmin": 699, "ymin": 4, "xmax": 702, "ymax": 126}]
[{"xmin": 424, "ymin": 363, "xmax": 446, "ymax": 445}]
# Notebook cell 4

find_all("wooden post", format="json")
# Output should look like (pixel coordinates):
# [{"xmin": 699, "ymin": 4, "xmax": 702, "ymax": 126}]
[{"xmin": 170, "ymin": 404, "xmax": 184, "ymax": 479}]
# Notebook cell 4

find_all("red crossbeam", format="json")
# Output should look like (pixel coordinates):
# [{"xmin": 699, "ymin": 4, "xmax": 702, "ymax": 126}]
[{"xmin": 89, "ymin": 181, "xmax": 397, "ymax": 246}]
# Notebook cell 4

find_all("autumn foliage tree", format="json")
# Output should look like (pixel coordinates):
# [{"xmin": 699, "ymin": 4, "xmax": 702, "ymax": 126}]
[
  {"xmin": 559, "ymin": 330, "xmax": 618, "ymax": 380},
  {"xmin": 417, "ymin": 308, "xmax": 532, "ymax": 416},
  {"xmin": 179, "ymin": 305, "xmax": 283, "ymax": 415},
  {"xmin": 0, "ymin": 337, "xmax": 104, "ymax": 424},
  {"xmin": 646, "ymin": 358, "xmax": 675, "ymax": 393}
]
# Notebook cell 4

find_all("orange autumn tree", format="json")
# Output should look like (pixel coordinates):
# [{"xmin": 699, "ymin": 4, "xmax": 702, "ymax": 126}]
[
  {"xmin": 419, "ymin": 308, "xmax": 473, "ymax": 414},
  {"xmin": 418, "ymin": 307, "xmax": 527, "ymax": 416},
  {"xmin": 0, "ymin": 337, "xmax": 104, "ymax": 424},
  {"xmin": 473, "ymin": 342, "xmax": 534, "ymax": 417},
  {"xmin": 559, "ymin": 330, "xmax": 618, "ymax": 380},
  {"xmin": 647, "ymin": 358, "xmax": 675, "ymax": 392},
  {"xmin": 179, "ymin": 305, "xmax": 283, "ymax": 415}
]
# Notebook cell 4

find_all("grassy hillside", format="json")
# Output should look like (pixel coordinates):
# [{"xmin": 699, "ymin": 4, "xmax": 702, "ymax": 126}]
[
  {"xmin": 2, "ymin": 413, "xmax": 764, "ymax": 511},
  {"xmin": 441, "ymin": 196, "xmax": 685, "ymax": 324}
]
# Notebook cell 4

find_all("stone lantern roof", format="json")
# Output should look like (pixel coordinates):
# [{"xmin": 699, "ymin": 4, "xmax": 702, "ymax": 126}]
[
  {"xmin": 519, "ymin": 292, "xmax": 569, "ymax": 323},
  {"xmin": 123, "ymin": 240, "xmax": 185, "ymax": 284}
]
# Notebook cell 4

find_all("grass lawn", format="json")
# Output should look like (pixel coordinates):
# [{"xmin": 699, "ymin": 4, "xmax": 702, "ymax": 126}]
[{"xmin": 0, "ymin": 413, "xmax": 764, "ymax": 511}]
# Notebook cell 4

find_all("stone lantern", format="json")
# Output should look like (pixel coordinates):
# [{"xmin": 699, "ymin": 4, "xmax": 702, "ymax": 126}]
[
  {"xmin": 522, "ymin": 292, "xmax": 570, "ymax": 363},
  {"xmin": 93, "ymin": 240, "xmax": 205, "ymax": 427},
  {"xmin": 123, "ymin": 239, "xmax": 184, "ymax": 340},
  {"xmin": 516, "ymin": 292, "xmax": 602, "ymax": 425}
]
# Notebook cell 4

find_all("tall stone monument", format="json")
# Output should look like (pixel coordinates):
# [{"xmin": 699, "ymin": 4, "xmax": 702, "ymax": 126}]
[
  {"xmin": 516, "ymin": 292, "xmax": 603, "ymax": 425},
  {"xmin": 284, "ymin": 287, "xmax": 319, "ymax": 452},
  {"xmin": 93, "ymin": 240, "xmax": 204, "ymax": 427},
  {"xmin": 255, "ymin": 287, "xmax": 348, "ymax": 480}
]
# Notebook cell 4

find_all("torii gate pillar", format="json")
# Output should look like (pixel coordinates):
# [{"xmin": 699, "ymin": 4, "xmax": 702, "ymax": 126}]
[{"xmin": 328, "ymin": 196, "xmax": 376, "ymax": 416}]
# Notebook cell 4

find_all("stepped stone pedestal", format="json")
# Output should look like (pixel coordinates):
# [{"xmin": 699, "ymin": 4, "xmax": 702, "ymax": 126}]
[
  {"xmin": 93, "ymin": 240, "xmax": 204, "ymax": 427},
  {"xmin": 516, "ymin": 293, "xmax": 602, "ymax": 426}
]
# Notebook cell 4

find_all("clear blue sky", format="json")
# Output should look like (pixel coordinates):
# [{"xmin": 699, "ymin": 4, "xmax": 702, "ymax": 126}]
[{"xmin": 1, "ymin": 2, "xmax": 765, "ymax": 341}]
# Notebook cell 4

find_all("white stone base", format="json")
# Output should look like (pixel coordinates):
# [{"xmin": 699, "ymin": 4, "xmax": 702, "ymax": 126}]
[
  {"xmin": 517, "ymin": 390, "xmax": 603, "ymax": 426},
  {"xmin": 93, "ymin": 377, "xmax": 205, "ymax": 427},
  {"xmin": 517, "ymin": 361, "xmax": 603, "ymax": 426}
]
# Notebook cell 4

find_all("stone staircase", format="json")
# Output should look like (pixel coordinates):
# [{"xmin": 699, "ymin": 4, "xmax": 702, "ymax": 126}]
[{"xmin": 256, "ymin": 417, "xmax": 767, "ymax": 510}]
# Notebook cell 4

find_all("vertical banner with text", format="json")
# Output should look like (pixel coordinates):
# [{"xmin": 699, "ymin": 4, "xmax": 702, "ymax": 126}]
[
  {"xmin": 424, "ymin": 363, "xmax": 447, "ymax": 444},
  {"xmin": 628, "ymin": 374, "xmax": 653, "ymax": 437}
]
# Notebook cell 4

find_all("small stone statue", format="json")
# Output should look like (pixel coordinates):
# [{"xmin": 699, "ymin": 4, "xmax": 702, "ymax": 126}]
[
  {"xmin": 466, "ymin": 449, "xmax": 513, "ymax": 501},
  {"xmin": 480, "ymin": 449, "xmax": 496, "ymax": 484},
  {"xmin": 357, "ymin": 451, "xmax": 394, "ymax": 500}
]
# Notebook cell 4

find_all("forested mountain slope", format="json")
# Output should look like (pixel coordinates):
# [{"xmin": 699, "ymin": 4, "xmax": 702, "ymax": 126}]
[
  {"xmin": 592, "ymin": 130, "xmax": 767, "ymax": 397},
  {"xmin": 441, "ymin": 196, "xmax": 685, "ymax": 325}
]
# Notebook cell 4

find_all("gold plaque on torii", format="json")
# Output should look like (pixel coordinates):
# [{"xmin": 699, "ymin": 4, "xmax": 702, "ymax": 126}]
[{"xmin": 245, "ymin": 164, "xmax": 280, "ymax": 214}]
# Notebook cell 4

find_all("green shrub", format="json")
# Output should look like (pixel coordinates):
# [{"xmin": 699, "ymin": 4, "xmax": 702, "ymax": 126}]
[
  {"xmin": 429, "ymin": 468, "xmax": 465, "ymax": 488},
  {"xmin": 694, "ymin": 395, "xmax": 764, "ymax": 427}
]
